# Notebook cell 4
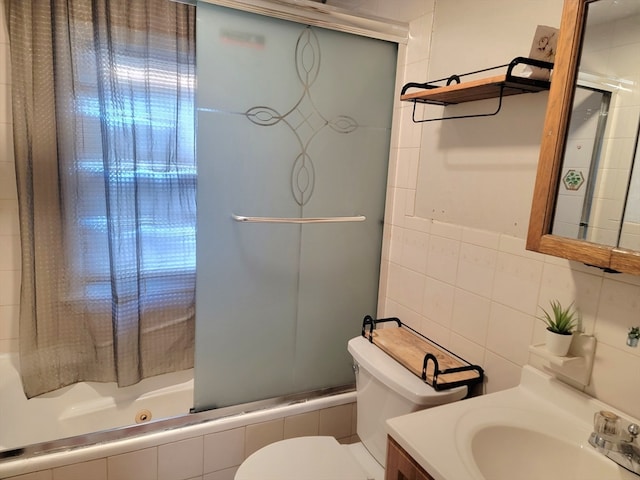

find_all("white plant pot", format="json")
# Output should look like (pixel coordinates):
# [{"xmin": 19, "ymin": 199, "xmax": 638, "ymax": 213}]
[{"xmin": 545, "ymin": 329, "xmax": 573, "ymax": 356}]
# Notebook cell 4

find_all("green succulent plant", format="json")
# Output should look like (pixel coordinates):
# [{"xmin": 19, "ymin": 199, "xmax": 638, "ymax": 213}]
[{"xmin": 538, "ymin": 300, "xmax": 578, "ymax": 335}]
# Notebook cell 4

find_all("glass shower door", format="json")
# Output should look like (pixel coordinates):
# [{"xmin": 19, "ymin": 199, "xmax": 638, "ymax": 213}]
[{"xmin": 194, "ymin": 2, "xmax": 397, "ymax": 410}]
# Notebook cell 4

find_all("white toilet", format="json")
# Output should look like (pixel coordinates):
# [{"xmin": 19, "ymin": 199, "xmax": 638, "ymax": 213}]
[{"xmin": 235, "ymin": 335, "xmax": 468, "ymax": 480}]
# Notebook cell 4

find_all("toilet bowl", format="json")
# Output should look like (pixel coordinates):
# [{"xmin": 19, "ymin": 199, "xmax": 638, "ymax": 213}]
[
  {"xmin": 235, "ymin": 335, "xmax": 468, "ymax": 480},
  {"xmin": 235, "ymin": 436, "xmax": 383, "ymax": 480}
]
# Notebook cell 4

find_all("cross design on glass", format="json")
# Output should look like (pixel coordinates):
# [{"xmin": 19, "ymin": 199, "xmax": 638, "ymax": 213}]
[{"xmin": 244, "ymin": 27, "xmax": 359, "ymax": 206}]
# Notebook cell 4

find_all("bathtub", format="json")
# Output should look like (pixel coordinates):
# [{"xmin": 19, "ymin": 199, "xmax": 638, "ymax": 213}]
[
  {"xmin": 0, "ymin": 353, "xmax": 356, "ymax": 479},
  {"xmin": 0, "ymin": 353, "xmax": 194, "ymax": 451}
]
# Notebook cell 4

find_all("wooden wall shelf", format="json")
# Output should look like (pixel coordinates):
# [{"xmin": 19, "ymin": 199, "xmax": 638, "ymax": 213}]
[
  {"xmin": 400, "ymin": 57, "xmax": 553, "ymax": 122},
  {"xmin": 400, "ymin": 74, "xmax": 550, "ymax": 106}
]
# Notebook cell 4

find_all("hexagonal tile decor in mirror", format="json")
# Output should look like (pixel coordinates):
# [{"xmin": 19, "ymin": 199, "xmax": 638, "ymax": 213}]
[{"xmin": 562, "ymin": 169, "xmax": 585, "ymax": 191}]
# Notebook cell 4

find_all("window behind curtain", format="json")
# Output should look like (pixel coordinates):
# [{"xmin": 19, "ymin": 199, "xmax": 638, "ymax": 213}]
[
  {"xmin": 9, "ymin": 0, "xmax": 196, "ymax": 398},
  {"xmin": 71, "ymin": 13, "xmax": 196, "ymax": 302}
]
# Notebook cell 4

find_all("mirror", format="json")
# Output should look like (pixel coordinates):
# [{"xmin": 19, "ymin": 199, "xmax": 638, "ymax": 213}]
[{"xmin": 527, "ymin": 0, "xmax": 640, "ymax": 275}]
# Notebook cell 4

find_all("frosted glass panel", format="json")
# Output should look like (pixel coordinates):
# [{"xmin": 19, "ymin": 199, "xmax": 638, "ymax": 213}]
[{"xmin": 194, "ymin": 2, "xmax": 396, "ymax": 410}]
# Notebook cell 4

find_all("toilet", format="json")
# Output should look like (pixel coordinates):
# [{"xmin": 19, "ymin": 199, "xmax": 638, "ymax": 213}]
[{"xmin": 235, "ymin": 335, "xmax": 468, "ymax": 480}]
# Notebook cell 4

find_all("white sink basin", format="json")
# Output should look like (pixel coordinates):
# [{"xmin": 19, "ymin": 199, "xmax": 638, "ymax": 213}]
[
  {"xmin": 386, "ymin": 366, "xmax": 640, "ymax": 480},
  {"xmin": 470, "ymin": 424, "xmax": 625, "ymax": 480},
  {"xmin": 453, "ymin": 404, "xmax": 630, "ymax": 480}
]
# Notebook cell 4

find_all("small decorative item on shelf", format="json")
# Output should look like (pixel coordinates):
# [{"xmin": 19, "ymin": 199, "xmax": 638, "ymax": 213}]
[
  {"xmin": 627, "ymin": 327, "xmax": 640, "ymax": 348},
  {"xmin": 538, "ymin": 300, "xmax": 578, "ymax": 356}
]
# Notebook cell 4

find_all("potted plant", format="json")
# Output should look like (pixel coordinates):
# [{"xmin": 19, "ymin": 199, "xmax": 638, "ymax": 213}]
[
  {"xmin": 538, "ymin": 300, "xmax": 578, "ymax": 356},
  {"xmin": 627, "ymin": 327, "xmax": 640, "ymax": 347}
]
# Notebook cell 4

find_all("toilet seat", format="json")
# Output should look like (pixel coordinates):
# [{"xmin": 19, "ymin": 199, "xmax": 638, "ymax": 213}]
[{"xmin": 234, "ymin": 436, "xmax": 377, "ymax": 480}]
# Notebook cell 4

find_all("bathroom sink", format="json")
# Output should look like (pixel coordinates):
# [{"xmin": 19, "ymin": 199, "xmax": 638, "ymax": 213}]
[
  {"xmin": 470, "ymin": 424, "xmax": 625, "ymax": 480},
  {"xmin": 386, "ymin": 366, "xmax": 640, "ymax": 480}
]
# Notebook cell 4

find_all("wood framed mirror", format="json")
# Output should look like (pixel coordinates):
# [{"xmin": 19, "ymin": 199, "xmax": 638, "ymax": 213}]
[{"xmin": 527, "ymin": 0, "xmax": 640, "ymax": 275}]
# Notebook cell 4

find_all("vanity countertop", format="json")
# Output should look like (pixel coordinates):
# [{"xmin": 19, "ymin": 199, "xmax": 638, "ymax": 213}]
[{"xmin": 386, "ymin": 365, "xmax": 639, "ymax": 480}]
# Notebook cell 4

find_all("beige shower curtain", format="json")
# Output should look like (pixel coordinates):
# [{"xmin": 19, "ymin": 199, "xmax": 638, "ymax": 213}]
[{"xmin": 8, "ymin": 0, "xmax": 196, "ymax": 398}]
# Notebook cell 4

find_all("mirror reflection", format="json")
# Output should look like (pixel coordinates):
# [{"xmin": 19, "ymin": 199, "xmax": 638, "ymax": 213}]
[{"xmin": 551, "ymin": 0, "xmax": 640, "ymax": 250}]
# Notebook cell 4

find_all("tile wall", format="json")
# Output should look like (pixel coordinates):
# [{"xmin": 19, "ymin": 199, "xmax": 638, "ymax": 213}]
[
  {"xmin": 0, "ymin": 0, "xmax": 20, "ymax": 355},
  {"xmin": 379, "ymin": 0, "xmax": 640, "ymax": 419}
]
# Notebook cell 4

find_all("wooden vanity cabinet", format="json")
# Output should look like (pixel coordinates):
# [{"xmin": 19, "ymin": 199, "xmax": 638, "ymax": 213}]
[{"xmin": 386, "ymin": 436, "xmax": 435, "ymax": 480}]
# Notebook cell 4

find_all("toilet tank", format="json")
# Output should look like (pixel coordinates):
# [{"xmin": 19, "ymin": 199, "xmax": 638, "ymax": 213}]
[{"xmin": 347, "ymin": 335, "xmax": 468, "ymax": 467}]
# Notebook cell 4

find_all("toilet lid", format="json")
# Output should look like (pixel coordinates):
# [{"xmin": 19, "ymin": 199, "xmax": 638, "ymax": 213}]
[{"xmin": 235, "ymin": 436, "xmax": 371, "ymax": 480}]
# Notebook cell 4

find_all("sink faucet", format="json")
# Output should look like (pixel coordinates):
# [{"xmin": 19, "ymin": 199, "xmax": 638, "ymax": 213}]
[{"xmin": 589, "ymin": 410, "xmax": 640, "ymax": 476}]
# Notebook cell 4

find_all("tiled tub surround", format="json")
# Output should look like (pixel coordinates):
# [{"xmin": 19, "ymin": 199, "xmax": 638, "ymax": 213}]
[{"xmin": 0, "ymin": 391, "xmax": 357, "ymax": 480}]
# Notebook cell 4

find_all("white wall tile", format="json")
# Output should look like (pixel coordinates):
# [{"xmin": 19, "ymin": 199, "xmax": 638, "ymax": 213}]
[
  {"xmin": 406, "ymin": 13, "xmax": 433, "ymax": 64},
  {"xmin": 419, "ymin": 315, "xmax": 450, "ymax": 348},
  {"xmin": 449, "ymin": 332, "xmax": 485, "ymax": 368},
  {"xmin": 486, "ymin": 303, "xmax": 534, "ymax": 366},
  {"xmin": 0, "ymin": 200, "xmax": 19, "ymax": 236},
  {"xmin": 399, "ymin": 228, "xmax": 429, "ymax": 273},
  {"xmin": 461, "ymin": 227, "xmax": 500, "ymax": 250},
  {"xmin": 6, "ymin": 471, "xmax": 52, "ymax": 480},
  {"xmin": 0, "ymin": 337, "xmax": 17, "ymax": 352},
  {"xmin": 430, "ymin": 221, "xmax": 462, "ymax": 241},
  {"xmin": 491, "ymin": 252, "xmax": 543, "ymax": 315},
  {"xmin": 0, "ymin": 83, "xmax": 11, "ymax": 124},
  {"xmin": 384, "ymin": 299, "xmax": 424, "ymax": 332},
  {"xmin": 397, "ymin": 103, "xmax": 423, "ymax": 149},
  {"xmin": 538, "ymin": 263, "xmax": 603, "ymax": 335},
  {"xmin": 422, "ymin": 276, "xmax": 454, "ymax": 328},
  {"xmin": 451, "ymin": 288, "xmax": 490, "ymax": 344},
  {"xmin": 425, "ymin": 235, "xmax": 459, "ymax": 285},
  {"xmin": 0, "ymin": 3, "xmax": 8, "ymax": 47},
  {"xmin": 380, "ymin": 224, "xmax": 393, "ymax": 263},
  {"xmin": 388, "ymin": 186, "xmax": 408, "ymax": 227},
  {"xmin": 107, "ymin": 448, "xmax": 158, "ymax": 480},
  {"xmin": 244, "ymin": 420, "xmax": 283, "ymax": 459},
  {"xmin": 403, "ymin": 215, "xmax": 431, "ymax": 233},
  {"xmin": 283, "ymin": 411, "xmax": 319, "ymax": 439},
  {"xmin": 387, "ymin": 226, "xmax": 403, "ymax": 265},
  {"xmin": 53, "ymin": 459, "xmax": 107, "ymax": 480},
  {"xmin": 594, "ymin": 278, "xmax": 640, "ymax": 352},
  {"xmin": 318, "ymin": 404, "xmax": 353, "ymax": 440},
  {"xmin": 0, "ymin": 43, "xmax": 10, "ymax": 86},
  {"xmin": 0, "ymin": 269, "xmax": 19, "ymax": 305},
  {"xmin": 456, "ymin": 243, "xmax": 497, "ymax": 298},
  {"xmin": 158, "ymin": 437, "xmax": 204, "ymax": 480},
  {"xmin": 203, "ymin": 428, "xmax": 246, "ymax": 474},
  {"xmin": 586, "ymin": 342, "xmax": 640, "ymax": 419},
  {"xmin": 0, "ymin": 160, "xmax": 17, "ymax": 200},
  {"xmin": 0, "ymin": 234, "xmax": 20, "ymax": 271},
  {"xmin": 386, "ymin": 263, "xmax": 425, "ymax": 313},
  {"xmin": 373, "ymin": 0, "xmax": 432, "ymax": 25},
  {"xmin": 0, "ymin": 304, "xmax": 19, "ymax": 339},
  {"xmin": 608, "ymin": 271, "xmax": 640, "ymax": 288},
  {"xmin": 482, "ymin": 351, "xmax": 521, "ymax": 394},
  {"xmin": 0, "ymin": 124, "xmax": 14, "ymax": 167},
  {"xmin": 396, "ymin": 147, "xmax": 420, "ymax": 189},
  {"xmin": 203, "ymin": 467, "xmax": 238, "ymax": 480},
  {"xmin": 404, "ymin": 187, "xmax": 416, "ymax": 217}
]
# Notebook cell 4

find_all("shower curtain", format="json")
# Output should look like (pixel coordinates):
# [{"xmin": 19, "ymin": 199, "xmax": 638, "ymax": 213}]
[{"xmin": 8, "ymin": 0, "xmax": 196, "ymax": 398}]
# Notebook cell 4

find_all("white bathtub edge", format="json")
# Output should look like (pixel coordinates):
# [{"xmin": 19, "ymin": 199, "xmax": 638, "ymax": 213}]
[{"xmin": 0, "ymin": 390, "xmax": 356, "ymax": 478}]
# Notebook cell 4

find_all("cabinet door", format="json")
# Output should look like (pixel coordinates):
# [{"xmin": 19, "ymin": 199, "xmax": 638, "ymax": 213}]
[{"xmin": 385, "ymin": 436, "xmax": 435, "ymax": 480}]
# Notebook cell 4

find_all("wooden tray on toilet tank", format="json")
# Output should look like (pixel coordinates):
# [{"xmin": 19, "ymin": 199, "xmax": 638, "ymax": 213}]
[{"xmin": 361, "ymin": 316, "xmax": 484, "ymax": 391}]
